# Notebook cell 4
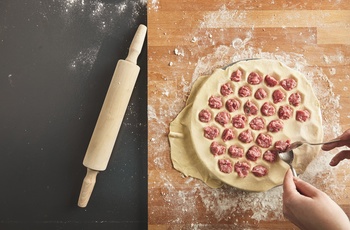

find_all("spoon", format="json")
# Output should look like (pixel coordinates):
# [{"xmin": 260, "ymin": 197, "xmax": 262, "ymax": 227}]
[{"xmin": 278, "ymin": 150, "xmax": 297, "ymax": 177}]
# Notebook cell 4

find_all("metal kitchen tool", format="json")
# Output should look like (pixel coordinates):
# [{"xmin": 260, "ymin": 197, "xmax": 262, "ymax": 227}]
[
  {"xmin": 279, "ymin": 138, "xmax": 342, "ymax": 177},
  {"xmin": 284, "ymin": 138, "xmax": 342, "ymax": 153},
  {"xmin": 278, "ymin": 150, "xmax": 297, "ymax": 177},
  {"xmin": 222, "ymin": 58, "xmax": 260, "ymax": 70},
  {"xmin": 77, "ymin": 24, "xmax": 147, "ymax": 208}
]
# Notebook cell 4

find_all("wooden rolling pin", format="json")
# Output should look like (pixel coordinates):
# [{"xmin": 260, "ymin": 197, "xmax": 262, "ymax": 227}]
[{"xmin": 78, "ymin": 24, "xmax": 147, "ymax": 208}]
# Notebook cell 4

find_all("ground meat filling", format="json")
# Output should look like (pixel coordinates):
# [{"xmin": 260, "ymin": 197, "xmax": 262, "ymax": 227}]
[
  {"xmin": 296, "ymin": 109, "xmax": 310, "ymax": 122},
  {"xmin": 210, "ymin": 141, "xmax": 226, "ymax": 156},
  {"xmin": 274, "ymin": 139, "xmax": 291, "ymax": 152},
  {"xmin": 204, "ymin": 126, "xmax": 220, "ymax": 140},
  {"xmin": 228, "ymin": 145, "xmax": 244, "ymax": 158},
  {"xmin": 222, "ymin": 128, "xmax": 235, "ymax": 141},
  {"xmin": 252, "ymin": 165, "xmax": 268, "ymax": 177},
  {"xmin": 256, "ymin": 133, "xmax": 273, "ymax": 148},
  {"xmin": 231, "ymin": 69, "xmax": 242, "ymax": 82},
  {"xmin": 246, "ymin": 146, "xmax": 262, "ymax": 161},
  {"xmin": 215, "ymin": 111, "xmax": 231, "ymax": 126},
  {"xmin": 254, "ymin": 88, "xmax": 267, "ymax": 100},
  {"xmin": 220, "ymin": 82, "xmax": 234, "ymax": 96},
  {"xmin": 247, "ymin": 72, "xmax": 262, "ymax": 85},
  {"xmin": 249, "ymin": 117, "xmax": 265, "ymax": 130},
  {"xmin": 238, "ymin": 129, "xmax": 254, "ymax": 143},
  {"xmin": 272, "ymin": 89, "xmax": 285, "ymax": 104},
  {"xmin": 238, "ymin": 86, "xmax": 252, "ymax": 97},
  {"xmin": 200, "ymin": 63, "xmax": 314, "ymax": 180},
  {"xmin": 261, "ymin": 102, "xmax": 276, "ymax": 116},
  {"xmin": 267, "ymin": 119, "xmax": 284, "ymax": 132},
  {"xmin": 280, "ymin": 78, "xmax": 297, "ymax": 91},
  {"xmin": 263, "ymin": 150, "xmax": 278, "ymax": 162},
  {"xmin": 234, "ymin": 161, "xmax": 250, "ymax": 178},
  {"xmin": 232, "ymin": 114, "xmax": 247, "ymax": 129},
  {"xmin": 198, "ymin": 109, "xmax": 212, "ymax": 123},
  {"xmin": 225, "ymin": 98, "xmax": 240, "ymax": 112},
  {"xmin": 218, "ymin": 159, "xmax": 233, "ymax": 174},
  {"xmin": 208, "ymin": 95, "xmax": 223, "ymax": 109},
  {"xmin": 244, "ymin": 100, "xmax": 258, "ymax": 116},
  {"xmin": 264, "ymin": 74, "xmax": 278, "ymax": 87},
  {"xmin": 289, "ymin": 92, "xmax": 302, "ymax": 106},
  {"xmin": 278, "ymin": 105, "xmax": 293, "ymax": 120}
]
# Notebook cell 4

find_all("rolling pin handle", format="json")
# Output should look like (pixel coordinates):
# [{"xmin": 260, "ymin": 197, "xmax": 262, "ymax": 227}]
[
  {"xmin": 78, "ymin": 168, "xmax": 99, "ymax": 208},
  {"xmin": 78, "ymin": 24, "xmax": 147, "ymax": 208},
  {"xmin": 125, "ymin": 24, "xmax": 147, "ymax": 64}
]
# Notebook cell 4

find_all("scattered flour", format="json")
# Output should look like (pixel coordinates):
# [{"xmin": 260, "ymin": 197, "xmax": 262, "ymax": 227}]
[
  {"xmin": 329, "ymin": 67, "xmax": 337, "ymax": 75},
  {"xmin": 149, "ymin": 0, "xmax": 160, "ymax": 11},
  {"xmin": 174, "ymin": 47, "xmax": 185, "ymax": 56},
  {"xmin": 179, "ymin": 46, "xmax": 343, "ymax": 223},
  {"xmin": 149, "ymin": 3, "xmax": 348, "ymax": 228},
  {"xmin": 8, "ymin": 74, "xmax": 14, "ymax": 87},
  {"xmin": 57, "ymin": 0, "xmax": 147, "ymax": 72},
  {"xmin": 199, "ymin": 5, "xmax": 247, "ymax": 28},
  {"xmin": 69, "ymin": 47, "xmax": 99, "ymax": 73},
  {"xmin": 231, "ymin": 30, "xmax": 253, "ymax": 49}
]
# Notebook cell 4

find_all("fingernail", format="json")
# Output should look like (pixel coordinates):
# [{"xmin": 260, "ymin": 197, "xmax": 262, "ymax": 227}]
[{"xmin": 329, "ymin": 159, "xmax": 336, "ymax": 166}]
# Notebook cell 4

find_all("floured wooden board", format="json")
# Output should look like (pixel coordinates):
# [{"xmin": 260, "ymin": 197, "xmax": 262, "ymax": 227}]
[
  {"xmin": 169, "ymin": 59, "xmax": 323, "ymax": 191},
  {"xmin": 149, "ymin": 0, "xmax": 350, "ymax": 229}
]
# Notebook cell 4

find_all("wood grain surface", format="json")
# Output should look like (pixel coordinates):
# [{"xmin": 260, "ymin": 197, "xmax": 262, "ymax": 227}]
[{"xmin": 148, "ymin": 1, "xmax": 350, "ymax": 229}]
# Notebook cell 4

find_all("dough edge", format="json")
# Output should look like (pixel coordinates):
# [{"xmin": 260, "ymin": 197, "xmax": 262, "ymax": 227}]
[{"xmin": 169, "ymin": 59, "xmax": 323, "ymax": 191}]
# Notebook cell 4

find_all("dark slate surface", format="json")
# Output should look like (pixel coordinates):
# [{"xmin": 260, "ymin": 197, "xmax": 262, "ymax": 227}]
[{"xmin": 0, "ymin": 0, "xmax": 147, "ymax": 229}]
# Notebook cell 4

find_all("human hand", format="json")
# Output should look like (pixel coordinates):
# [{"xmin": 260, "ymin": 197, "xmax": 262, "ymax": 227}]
[
  {"xmin": 282, "ymin": 169, "xmax": 350, "ymax": 230},
  {"xmin": 322, "ymin": 129, "xmax": 350, "ymax": 166}
]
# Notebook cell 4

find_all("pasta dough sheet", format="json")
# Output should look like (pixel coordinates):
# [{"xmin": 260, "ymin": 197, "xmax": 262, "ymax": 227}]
[{"xmin": 169, "ymin": 59, "xmax": 323, "ymax": 191}]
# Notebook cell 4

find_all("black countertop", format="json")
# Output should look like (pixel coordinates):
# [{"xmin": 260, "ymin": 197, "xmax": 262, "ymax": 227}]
[{"xmin": 0, "ymin": 0, "xmax": 147, "ymax": 229}]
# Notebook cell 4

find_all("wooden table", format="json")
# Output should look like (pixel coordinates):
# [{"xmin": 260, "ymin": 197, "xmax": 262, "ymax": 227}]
[{"xmin": 148, "ymin": 1, "xmax": 350, "ymax": 229}]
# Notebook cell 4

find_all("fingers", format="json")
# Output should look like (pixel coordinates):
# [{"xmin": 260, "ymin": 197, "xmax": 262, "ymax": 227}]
[
  {"xmin": 322, "ymin": 129, "xmax": 350, "ymax": 151},
  {"xmin": 293, "ymin": 177, "xmax": 320, "ymax": 198},
  {"xmin": 283, "ymin": 169, "xmax": 323, "ymax": 199},
  {"xmin": 329, "ymin": 150, "xmax": 350, "ymax": 166},
  {"xmin": 322, "ymin": 140, "xmax": 347, "ymax": 151}
]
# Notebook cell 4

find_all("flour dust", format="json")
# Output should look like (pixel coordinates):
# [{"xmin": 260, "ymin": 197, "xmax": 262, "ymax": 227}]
[
  {"xmin": 149, "ymin": 3, "xmax": 348, "ymax": 226},
  {"xmin": 66, "ymin": 1, "xmax": 145, "ymax": 71}
]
